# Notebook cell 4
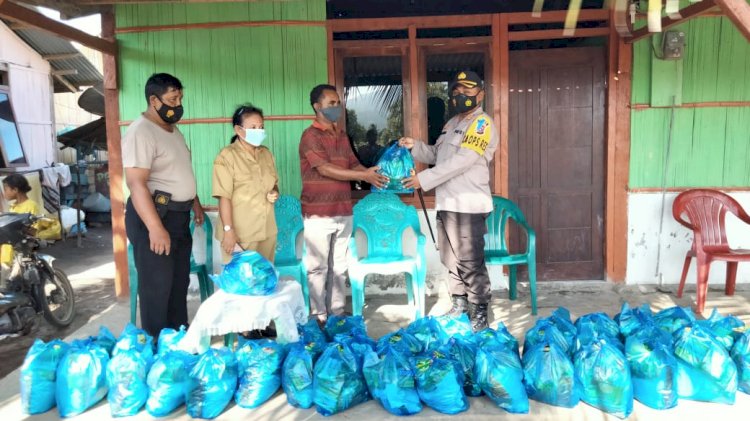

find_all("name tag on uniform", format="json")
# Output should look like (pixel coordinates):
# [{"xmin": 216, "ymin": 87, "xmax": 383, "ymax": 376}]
[
  {"xmin": 454, "ymin": 129, "xmax": 464, "ymax": 135},
  {"xmin": 460, "ymin": 116, "xmax": 491, "ymax": 155}
]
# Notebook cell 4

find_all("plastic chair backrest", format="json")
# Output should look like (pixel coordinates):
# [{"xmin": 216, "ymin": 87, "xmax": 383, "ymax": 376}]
[
  {"xmin": 672, "ymin": 189, "xmax": 750, "ymax": 249},
  {"xmin": 352, "ymin": 193, "xmax": 420, "ymax": 259},
  {"xmin": 189, "ymin": 215, "xmax": 213, "ymax": 271},
  {"xmin": 274, "ymin": 195, "xmax": 304, "ymax": 264},
  {"xmin": 486, "ymin": 196, "xmax": 529, "ymax": 253}
]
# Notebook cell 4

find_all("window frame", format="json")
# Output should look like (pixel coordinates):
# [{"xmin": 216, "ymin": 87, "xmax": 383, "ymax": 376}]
[{"xmin": 0, "ymin": 78, "xmax": 30, "ymax": 168}]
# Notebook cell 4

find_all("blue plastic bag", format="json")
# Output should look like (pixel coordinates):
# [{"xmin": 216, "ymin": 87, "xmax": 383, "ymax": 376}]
[
  {"xmin": 732, "ymin": 330, "xmax": 750, "ymax": 394},
  {"xmin": 435, "ymin": 313, "xmax": 474, "ymax": 343},
  {"xmin": 697, "ymin": 309, "xmax": 744, "ymax": 350},
  {"xmin": 523, "ymin": 319, "xmax": 572, "ymax": 357},
  {"xmin": 522, "ymin": 343, "xmax": 580, "ymax": 408},
  {"xmin": 106, "ymin": 348, "xmax": 151, "ymax": 417},
  {"xmin": 474, "ymin": 341, "xmax": 529, "ymax": 413},
  {"xmin": 548, "ymin": 307, "xmax": 577, "ymax": 350},
  {"xmin": 298, "ymin": 319, "xmax": 328, "ymax": 349},
  {"xmin": 186, "ymin": 347, "xmax": 238, "ymax": 419},
  {"xmin": 114, "ymin": 323, "xmax": 154, "ymax": 359},
  {"xmin": 235, "ymin": 339, "xmax": 283, "ymax": 408},
  {"xmin": 363, "ymin": 346, "xmax": 422, "ymax": 415},
  {"xmin": 146, "ymin": 350, "xmax": 199, "ymax": 417},
  {"xmin": 574, "ymin": 340, "xmax": 633, "ymax": 418},
  {"xmin": 376, "ymin": 329, "xmax": 423, "ymax": 356},
  {"xmin": 95, "ymin": 326, "xmax": 117, "ymax": 356},
  {"xmin": 406, "ymin": 316, "xmax": 443, "ymax": 351},
  {"xmin": 282, "ymin": 341, "xmax": 319, "ymax": 408},
  {"xmin": 476, "ymin": 324, "xmax": 519, "ymax": 356},
  {"xmin": 56, "ymin": 338, "xmax": 110, "ymax": 417},
  {"xmin": 625, "ymin": 328, "xmax": 679, "ymax": 410},
  {"xmin": 20, "ymin": 339, "xmax": 69, "ymax": 415},
  {"xmin": 440, "ymin": 337, "xmax": 482, "ymax": 397},
  {"xmin": 575, "ymin": 312, "xmax": 621, "ymax": 342},
  {"xmin": 313, "ymin": 342, "xmax": 370, "ymax": 415},
  {"xmin": 324, "ymin": 315, "xmax": 367, "ymax": 341},
  {"xmin": 674, "ymin": 325, "xmax": 738, "ymax": 404},
  {"xmin": 412, "ymin": 349, "xmax": 468, "ymax": 414},
  {"xmin": 654, "ymin": 306, "xmax": 695, "ymax": 337},
  {"xmin": 574, "ymin": 323, "xmax": 625, "ymax": 355},
  {"xmin": 616, "ymin": 302, "xmax": 654, "ymax": 337},
  {"xmin": 211, "ymin": 250, "xmax": 278, "ymax": 296},
  {"xmin": 157, "ymin": 326, "xmax": 187, "ymax": 356},
  {"xmin": 370, "ymin": 142, "xmax": 415, "ymax": 194}
]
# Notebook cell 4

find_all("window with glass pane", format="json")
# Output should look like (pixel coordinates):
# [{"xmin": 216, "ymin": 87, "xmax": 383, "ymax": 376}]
[
  {"xmin": 343, "ymin": 55, "xmax": 404, "ymax": 172},
  {"xmin": 0, "ymin": 92, "xmax": 28, "ymax": 168}
]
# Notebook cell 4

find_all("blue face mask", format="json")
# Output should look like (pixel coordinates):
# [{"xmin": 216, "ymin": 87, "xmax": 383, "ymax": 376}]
[{"xmin": 243, "ymin": 128, "xmax": 266, "ymax": 146}]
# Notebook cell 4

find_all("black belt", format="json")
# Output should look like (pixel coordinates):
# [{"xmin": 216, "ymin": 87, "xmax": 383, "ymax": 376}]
[{"xmin": 165, "ymin": 199, "xmax": 194, "ymax": 212}]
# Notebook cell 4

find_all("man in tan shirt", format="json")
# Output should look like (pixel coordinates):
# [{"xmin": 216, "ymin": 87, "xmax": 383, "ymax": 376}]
[
  {"xmin": 122, "ymin": 73, "xmax": 204, "ymax": 336},
  {"xmin": 401, "ymin": 70, "xmax": 498, "ymax": 332}
]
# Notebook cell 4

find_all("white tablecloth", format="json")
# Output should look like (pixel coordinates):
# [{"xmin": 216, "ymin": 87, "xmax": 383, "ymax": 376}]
[{"xmin": 178, "ymin": 280, "xmax": 308, "ymax": 354}]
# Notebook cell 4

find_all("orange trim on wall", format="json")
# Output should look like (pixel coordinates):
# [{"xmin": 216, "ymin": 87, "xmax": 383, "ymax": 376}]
[
  {"xmin": 117, "ymin": 115, "xmax": 315, "ymax": 126},
  {"xmin": 115, "ymin": 20, "xmax": 326, "ymax": 34}
]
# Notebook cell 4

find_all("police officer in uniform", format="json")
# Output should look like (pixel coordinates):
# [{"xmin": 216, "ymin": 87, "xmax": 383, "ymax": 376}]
[
  {"xmin": 400, "ymin": 70, "xmax": 498, "ymax": 332},
  {"xmin": 123, "ymin": 73, "xmax": 204, "ymax": 337}
]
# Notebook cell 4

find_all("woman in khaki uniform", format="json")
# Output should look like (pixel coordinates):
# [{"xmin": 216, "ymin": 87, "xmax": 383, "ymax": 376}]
[{"xmin": 213, "ymin": 105, "xmax": 279, "ymax": 263}]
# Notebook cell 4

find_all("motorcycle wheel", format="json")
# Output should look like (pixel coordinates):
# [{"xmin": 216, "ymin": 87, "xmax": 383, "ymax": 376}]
[{"xmin": 36, "ymin": 267, "xmax": 76, "ymax": 328}]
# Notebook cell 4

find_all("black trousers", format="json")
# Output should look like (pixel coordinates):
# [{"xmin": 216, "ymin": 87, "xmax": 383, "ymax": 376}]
[
  {"xmin": 126, "ymin": 199, "xmax": 192, "ymax": 337},
  {"xmin": 436, "ymin": 210, "xmax": 491, "ymax": 305}
]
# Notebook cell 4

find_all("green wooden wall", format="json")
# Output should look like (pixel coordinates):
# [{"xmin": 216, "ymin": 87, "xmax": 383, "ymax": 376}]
[
  {"xmin": 115, "ymin": 0, "xmax": 327, "ymax": 204},
  {"xmin": 630, "ymin": 17, "xmax": 750, "ymax": 188}
]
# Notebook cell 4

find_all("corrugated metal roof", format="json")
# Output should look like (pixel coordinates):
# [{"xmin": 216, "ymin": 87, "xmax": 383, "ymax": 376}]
[{"xmin": 8, "ymin": 26, "xmax": 102, "ymax": 92}]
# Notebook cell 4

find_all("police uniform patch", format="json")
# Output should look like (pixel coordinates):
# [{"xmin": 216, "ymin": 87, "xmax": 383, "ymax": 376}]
[{"xmin": 460, "ymin": 116, "xmax": 491, "ymax": 155}]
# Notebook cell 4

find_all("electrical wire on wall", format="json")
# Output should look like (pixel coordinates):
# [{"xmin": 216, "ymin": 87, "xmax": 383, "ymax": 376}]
[{"xmin": 655, "ymin": 96, "xmax": 677, "ymax": 288}]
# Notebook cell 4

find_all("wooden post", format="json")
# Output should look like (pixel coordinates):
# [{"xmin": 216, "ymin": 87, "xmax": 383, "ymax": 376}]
[
  {"xmin": 605, "ymin": 10, "xmax": 632, "ymax": 282},
  {"xmin": 498, "ymin": 14, "xmax": 509, "ymax": 199},
  {"xmin": 101, "ymin": 8, "xmax": 129, "ymax": 298}
]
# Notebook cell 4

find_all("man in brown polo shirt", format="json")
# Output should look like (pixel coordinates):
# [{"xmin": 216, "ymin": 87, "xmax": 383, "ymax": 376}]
[{"xmin": 299, "ymin": 84, "xmax": 388, "ymax": 325}]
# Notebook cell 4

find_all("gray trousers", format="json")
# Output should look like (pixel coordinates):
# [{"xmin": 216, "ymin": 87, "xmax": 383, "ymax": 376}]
[
  {"xmin": 303, "ymin": 216, "xmax": 353, "ymax": 318},
  {"xmin": 437, "ymin": 210, "xmax": 491, "ymax": 304}
]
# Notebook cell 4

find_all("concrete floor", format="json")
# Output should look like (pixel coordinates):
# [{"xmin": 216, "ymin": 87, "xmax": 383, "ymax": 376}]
[{"xmin": 1, "ymin": 276, "xmax": 749, "ymax": 420}]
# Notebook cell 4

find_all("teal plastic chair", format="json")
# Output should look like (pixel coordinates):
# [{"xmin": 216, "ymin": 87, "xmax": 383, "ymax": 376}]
[
  {"xmin": 129, "ymin": 214, "xmax": 215, "ymax": 324},
  {"xmin": 485, "ymin": 196, "xmax": 538, "ymax": 315},
  {"xmin": 349, "ymin": 192, "xmax": 427, "ymax": 319},
  {"xmin": 273, "ymin": 195, "xmax": 309, "ymax": 309}
]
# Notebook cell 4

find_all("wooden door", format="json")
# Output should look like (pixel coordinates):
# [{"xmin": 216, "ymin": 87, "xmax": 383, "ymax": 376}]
[{"xmin": 508, "ymin": 47, "xmax": 605, "ymax": 280}]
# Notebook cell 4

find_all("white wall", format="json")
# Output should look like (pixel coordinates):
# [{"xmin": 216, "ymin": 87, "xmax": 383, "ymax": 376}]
[
  {"xmin": 0, "ymin": 23, "xmax": 55, "ymax": 170},
  {"xmin": 627, "ymin": 191, "xmax": 750, "ymax": 285}
]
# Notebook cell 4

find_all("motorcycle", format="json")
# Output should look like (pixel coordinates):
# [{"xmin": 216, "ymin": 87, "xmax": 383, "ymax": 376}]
[{"xmin": 0, "ymin": 212, "xmax": 75, "ymax": 336}]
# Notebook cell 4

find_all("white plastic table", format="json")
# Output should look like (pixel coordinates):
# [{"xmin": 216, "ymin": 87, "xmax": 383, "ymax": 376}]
[{"xmin": 177, "ymin": 280, "xmax": 308, "ymax": 354}]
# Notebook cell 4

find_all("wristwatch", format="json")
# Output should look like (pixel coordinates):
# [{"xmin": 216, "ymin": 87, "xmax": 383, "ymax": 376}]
[{"xmin": 223, "ymin": 225, "xmax": 232, "ymax": 232}]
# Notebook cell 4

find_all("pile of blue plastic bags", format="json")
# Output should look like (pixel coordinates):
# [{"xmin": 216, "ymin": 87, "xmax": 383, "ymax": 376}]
[{"xmin": 18, "ymin": 303, "xmax": 750, "ymax": 419}]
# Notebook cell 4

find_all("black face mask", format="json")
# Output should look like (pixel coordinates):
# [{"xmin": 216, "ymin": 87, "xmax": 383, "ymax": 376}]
[
  {"xmin": 154, "ymin": 97, "xmax": 184, "ymax": 124},
  {"xmin": 451, "ymin": 93, "xmax": 479, "ymax": 114}
]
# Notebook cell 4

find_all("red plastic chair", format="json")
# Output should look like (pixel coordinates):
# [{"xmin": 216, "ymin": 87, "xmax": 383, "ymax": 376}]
[{"xmin": 673, "ymin": 189, "xmax": 750, "ymax": 313}]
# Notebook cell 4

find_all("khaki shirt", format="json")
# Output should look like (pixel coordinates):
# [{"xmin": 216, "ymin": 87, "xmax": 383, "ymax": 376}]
[
  {"xmin": 412, "ymin": 106, "xmax": 498, "ymax": 214},
  {"xmin": 122, "ymin": 115, "xmax": 197, "ymax": 201},
  {"xmin": 212, "ymin": 141, "xmax": 278, "ymax": 242}
]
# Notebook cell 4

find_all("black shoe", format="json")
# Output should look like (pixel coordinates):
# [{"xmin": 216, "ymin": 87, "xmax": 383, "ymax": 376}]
[
  {"xmin": 442, "ymin": 295, "xmax": 469, "ymax": 318},
  {"xmin": 469, "ymin": 302, "xmax": 489, "ymax": 332}
]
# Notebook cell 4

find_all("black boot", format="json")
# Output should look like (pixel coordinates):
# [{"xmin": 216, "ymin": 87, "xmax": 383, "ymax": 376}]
[
  {"xmin": 469, "ymin": 302, "xmax": 489, "ymax": 332},
  {"xmin": 442, "ymin": 295, "xmax": 469, "ymax": 318}
]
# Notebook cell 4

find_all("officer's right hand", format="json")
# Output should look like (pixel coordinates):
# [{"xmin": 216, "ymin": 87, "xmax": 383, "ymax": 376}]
[
  {"xmin": 363, "ymin": 166, "xmax": 389, "ymax": 189},
  {"xmin": 150, "ymin": 226, "xmax": 171, "ymax": 256},
  {"xmin": 222, "ymin": 230, "xmax": 238, "ymax": 255},
  {"xmin": 399, "ymin": 137, "xmax": 415, "ymax": 150}
]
